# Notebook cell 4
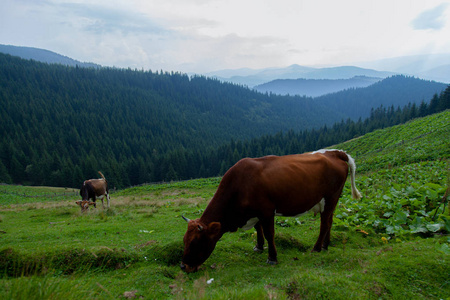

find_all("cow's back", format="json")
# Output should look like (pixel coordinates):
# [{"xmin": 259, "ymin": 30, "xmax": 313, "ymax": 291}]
[
  {"xmin": 219, "ymin": 153, "xmax": 349, "ymax": 217},
  {"xmin": 89, "ymin": 179, "xmax": 107, "ymax": 196}
]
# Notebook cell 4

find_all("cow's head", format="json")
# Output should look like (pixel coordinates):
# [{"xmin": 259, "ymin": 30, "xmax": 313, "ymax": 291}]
[
  {"xmin": 75, "ymin": 200, "xmax": 95, "ymax": 212},
  {"xmin": 180, "ymin": 216, "xmax": 222, "ymax": 273}
]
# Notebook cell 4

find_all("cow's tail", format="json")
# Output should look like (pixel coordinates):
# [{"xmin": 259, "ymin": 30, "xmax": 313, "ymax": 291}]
[
  {"xmin": 98, "ymin": 172, "xmax": 109, "ymax": 200},
  {"xmin": 344, "ymin": 153, "xmax": 362, "ymax": 199},
  {"xmin": 314, "ymin": 149, "xmax": 362, "ymax": 199},
  {"xmin": 98, "ymin": 171, "xmax": 107, "ymax": 182}
]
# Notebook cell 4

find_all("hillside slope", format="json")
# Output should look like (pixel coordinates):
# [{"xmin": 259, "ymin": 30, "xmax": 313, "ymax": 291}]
[
  {"xmin": 0, "ymin": 112, "xmax": 448, "ymax": 299},
  {"xmin": 334, "ymin": 110, "xmax": 450, "ymax": 171}
]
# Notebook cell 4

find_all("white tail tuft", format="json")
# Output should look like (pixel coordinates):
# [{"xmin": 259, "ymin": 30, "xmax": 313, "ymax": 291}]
[{"xmin": 346, "ymin": 154, "xmax": 362, "ymax": 199}]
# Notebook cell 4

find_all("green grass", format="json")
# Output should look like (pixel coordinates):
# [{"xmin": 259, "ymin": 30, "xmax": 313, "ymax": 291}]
[
  {"xmin": 0, "ymin": 185, "xmax": 78, "ymax": 205},
  {"xmin": 1, "ymin": 111, "xmax": 449, "ymax": 299}
]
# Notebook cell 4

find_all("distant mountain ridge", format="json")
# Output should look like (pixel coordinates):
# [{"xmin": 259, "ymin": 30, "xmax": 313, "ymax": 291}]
[
  {"xmin": 205, "ymin": 64, "xmax": 396, "ymax": 88},
  {"xmin": 206, "ymin": 54, "xmax": 450, "ymax": 89},
  {"xmin": 254, "ymin": 76, "xmax": 382, "ymax": 97},
  {"xmin": 0, "ymin": 44, "xmax": 100, "ymax": 68}
]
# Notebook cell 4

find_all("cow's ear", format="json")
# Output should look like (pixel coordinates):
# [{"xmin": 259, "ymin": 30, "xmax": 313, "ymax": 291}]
[{"xmin": 208, "ymin": 222, "xmax": 221, "ymax": 237}]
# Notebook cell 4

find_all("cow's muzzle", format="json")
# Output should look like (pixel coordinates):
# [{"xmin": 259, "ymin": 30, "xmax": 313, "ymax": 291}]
[{"xmin": 180, "ymin": 262, "xmax": 198, "ymax": 273}]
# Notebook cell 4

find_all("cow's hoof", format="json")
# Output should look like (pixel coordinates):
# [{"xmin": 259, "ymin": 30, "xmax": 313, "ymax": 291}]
[
  {"xmin": 266, "ymin": 259, "xmax": 278, "ymax": 265},
  {"xmin": 253, "ymin": 246, "xmax": 264, "ymax": 253}
]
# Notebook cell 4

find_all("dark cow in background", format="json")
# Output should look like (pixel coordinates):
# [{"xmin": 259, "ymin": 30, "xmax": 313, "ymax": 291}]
[
  {"xmin": 181, "ymin": 149, "xmax": 362, "ymax": 272},
  {"xmin": 76, "ymin": 171, "xmax": 110, "ymax": 212}
]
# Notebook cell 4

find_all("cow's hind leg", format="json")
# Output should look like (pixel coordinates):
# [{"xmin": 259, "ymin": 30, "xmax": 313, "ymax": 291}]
[
  {"xmin": 313, "ymin": 192, "xmax": 341, "ymax": 252},
  {"xmin": 322, "ymin": 214, "xmax": 335, "ymax": 250},
  {"xmin": 261, "ymin": 218, "xmax": 277, "ymax": 264},
  {"xmin": 313, "ymin": 208, "xmax": 332, "ymax": 252},
  {"xmin": 253, "ymin": 221, "xmax": 264, "ymax": 253},
  {"xmin": 322, "ymin": 213, "xmax": 333, "ymax": 250}
]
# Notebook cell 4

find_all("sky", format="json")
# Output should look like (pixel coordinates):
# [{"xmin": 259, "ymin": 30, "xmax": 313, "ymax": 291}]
[{"xmin": 1, "ymin": 0, "xmax": 450, "ymax": 73}]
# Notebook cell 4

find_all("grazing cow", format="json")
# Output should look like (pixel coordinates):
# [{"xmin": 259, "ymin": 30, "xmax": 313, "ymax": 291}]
[
  {"xmin": 75, "ymin": 199, "xmax": 95, "ymax": 212},
  {"xmin": 76, "ymin": 171, "xmax": 110, "ymax": 212},
  {"xmin": 181, "ymin": 149, "xmax": 362, "ymax": 272}
]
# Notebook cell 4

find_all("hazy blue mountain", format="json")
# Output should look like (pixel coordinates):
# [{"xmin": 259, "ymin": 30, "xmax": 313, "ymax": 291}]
[
  {"xmin": 315, "ymin": 75, "xmax": 447, "ymax": 120},
  {"xmin": 206, "ymin": 64, "xmax": 395, "ymax": 87},
  {"xmin": 0, "ymin": 44, "xmax": 100, "ymax": 68},
  {"xmin": 254, "ymin": 76, "xmax": 382, "ymax": 97},
  {"xmin": 417, "ymin": 64, "xmax": 450, "ymax": 83},
  {"xmin": 358, "ymin": 53, "xmax": 450, "ymax": 83}
]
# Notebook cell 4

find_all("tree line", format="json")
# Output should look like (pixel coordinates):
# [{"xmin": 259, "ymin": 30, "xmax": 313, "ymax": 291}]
[
  {"xmin": 2, "ymin": 84, "xmax": 447, "ymax": 188},
  {"xmin": 154, "ymin": 89, "xmax": 450, "ymax": 182}
]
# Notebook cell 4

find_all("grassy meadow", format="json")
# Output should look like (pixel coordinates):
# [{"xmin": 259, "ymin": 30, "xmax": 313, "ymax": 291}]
[{"xmin": 1, "ymin": 111, "xmax": 449, "ymax": 299}]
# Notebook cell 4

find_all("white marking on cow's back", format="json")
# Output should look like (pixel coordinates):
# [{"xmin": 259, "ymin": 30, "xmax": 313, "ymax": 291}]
[
  {"xmin": 241, "ymin": 217, "xmax": 259, "ymax": 231},
  {"xmin": 311, "ymin": 148, "xmax": 340, "ymax": 154},
  {"xmin": 275, "ymin": 198, "xmax": 325, "ymax": 217}
]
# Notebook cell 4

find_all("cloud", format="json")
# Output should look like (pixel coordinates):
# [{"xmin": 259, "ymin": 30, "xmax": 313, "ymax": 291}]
[
  {"xmin": 150, "ymin": 32, "xmax": 290, "ymax": 72},
  {"xmin": 2, "ymin": 0, "xmax": 450, "ymax": 73},
  {"xmin": 55, "ymin": 2, "xmax": 170, "ymax": 36},
  {"xmin": 411, "ymin": 3, "xmax": 449, "ymax": 30}
]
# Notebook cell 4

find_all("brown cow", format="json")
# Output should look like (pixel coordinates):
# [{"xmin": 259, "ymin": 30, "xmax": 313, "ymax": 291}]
[
  {"xmin": 76, "ymin": 171, "xmax": 110, "ymax": 212},
  {"xmin": 181, "ymin": 149, "xmax": 362, "ymax": 272}
]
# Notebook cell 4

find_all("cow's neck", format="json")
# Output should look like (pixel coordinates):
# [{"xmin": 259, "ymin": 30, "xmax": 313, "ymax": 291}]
[
  {"xmin": 200, "ymin": 192, "xmax": 238, "ymax": 234},
  {"xmin": 201, "ymin": 196, "xmax": 226, "ymax": 224}
]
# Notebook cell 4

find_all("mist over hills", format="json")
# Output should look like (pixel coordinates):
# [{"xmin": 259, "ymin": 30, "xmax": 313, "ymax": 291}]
[
  {"xmin": 2, "ymin": 44, "xmax": 448, "ymax": 98},
  {"xmin": 358, "ymin": 53, "xmax": 450, "ymax": 83},
  {"xmin": 205, "ymin": 53, "xmax": 450, "ymax": 94},
  {"xmin": 206, "ymin": 65, "xmax": 395, "ymax": 88}
]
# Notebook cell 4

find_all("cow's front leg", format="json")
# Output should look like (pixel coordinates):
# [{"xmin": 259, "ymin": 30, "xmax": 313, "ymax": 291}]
[
  {"xmin": 261, "ymin": 218, "xmax": 277, "ymax": 264},
  {"xmin": 253, "ymin": 221, "xmax": 264, "ymax": 253}
]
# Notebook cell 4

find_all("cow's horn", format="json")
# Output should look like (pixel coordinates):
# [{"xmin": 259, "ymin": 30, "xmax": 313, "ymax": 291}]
[{"xmin": 182, "ymin": 215, "xmax": 190, "ymax": 222}]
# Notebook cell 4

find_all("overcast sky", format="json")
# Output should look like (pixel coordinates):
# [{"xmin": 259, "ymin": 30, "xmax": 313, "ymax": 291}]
[{"xmin": 1, "ymin": 0, "xmax": 449, "ymax": 73}]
